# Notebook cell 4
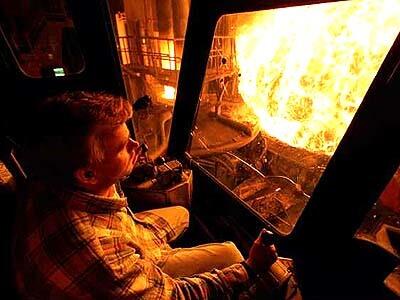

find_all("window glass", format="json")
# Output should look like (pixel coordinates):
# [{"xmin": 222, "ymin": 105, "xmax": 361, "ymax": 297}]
[
  {"xmin": 189, "ymin": 0, "xmax": 400, "ymax": 234},
  {"xmin": 0, "ymin": 0, "xmax": 84, "ymax": 77},
  {"xmin": 108, "ymin": 0, "xmax": 190, "ymax": 159},
  {"xmin": 356, "ymin": 166, "xmax": 400, "ymax": 258}
]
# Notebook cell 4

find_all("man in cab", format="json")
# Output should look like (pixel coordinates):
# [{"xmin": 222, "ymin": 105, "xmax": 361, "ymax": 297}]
[{"xmin": 14, "ymin": 91, "xmax": 282, "ymax": 299}]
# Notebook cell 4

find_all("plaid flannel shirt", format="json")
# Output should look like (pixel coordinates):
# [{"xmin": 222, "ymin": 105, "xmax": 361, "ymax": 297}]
[{"xmin": 14, "ymin": 183, "xmax": 250, "ymax": 299}]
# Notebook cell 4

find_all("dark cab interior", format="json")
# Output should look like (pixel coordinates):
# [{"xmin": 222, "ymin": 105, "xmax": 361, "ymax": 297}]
[{"xmin": 1, "ymin": 0, "xmax": 400, "ymax": 299}]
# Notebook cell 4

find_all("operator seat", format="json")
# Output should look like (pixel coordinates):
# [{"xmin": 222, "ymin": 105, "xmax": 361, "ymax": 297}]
[{"xmin": 0, "ymin": 135, "xmax": 27, "ymax": 299}]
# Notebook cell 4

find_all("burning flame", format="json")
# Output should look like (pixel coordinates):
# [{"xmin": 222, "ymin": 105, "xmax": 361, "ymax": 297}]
[{"xmin": 235, "ymin": 0, "xmax": 400, "ymax": 155}]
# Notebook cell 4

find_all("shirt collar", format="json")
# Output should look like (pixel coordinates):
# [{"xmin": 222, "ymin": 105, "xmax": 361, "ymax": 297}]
[{"xmin": 61, "ymin": 185, "xmax": 128, "ymax": 213}]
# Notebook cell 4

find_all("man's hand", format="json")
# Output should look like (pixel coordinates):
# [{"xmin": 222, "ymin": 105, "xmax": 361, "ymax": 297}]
[{"xmin": 245, "ymin": 229, "xmax": 278, "ymax": 275}]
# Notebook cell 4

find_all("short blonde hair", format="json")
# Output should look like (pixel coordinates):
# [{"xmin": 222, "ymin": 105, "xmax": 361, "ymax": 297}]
[{"xmin": 24, "ymin": 91, "xmax": 132, "ymax": 183}]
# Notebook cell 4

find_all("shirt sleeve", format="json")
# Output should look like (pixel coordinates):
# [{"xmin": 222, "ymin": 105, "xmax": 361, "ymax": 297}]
[{"xmin": 83, "ymin": 234, "xmax": 250, "ymax": 299}]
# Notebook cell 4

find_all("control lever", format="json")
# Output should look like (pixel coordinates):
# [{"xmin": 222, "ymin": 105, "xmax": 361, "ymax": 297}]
[
  {"xmin": 128, "ymin": 143, "xmax": 157, "ymax": 183},
  {"xmin": 155, "ymin": 156, "xmax": 183, "ymax": 187},
  {"xmin": 260, "ymin": 229, "xmax": 277, "ymax": 246},
  {"xmin": 154, "ymin": 155, "xmax": 167, "ymax": 166},
  {"xmin": 260, "ymin": 229, "xmax": 293, "ymax": 288},
  {"xmin": 139, "ymin": 143, "xmax": 150, "ymax": 163}
]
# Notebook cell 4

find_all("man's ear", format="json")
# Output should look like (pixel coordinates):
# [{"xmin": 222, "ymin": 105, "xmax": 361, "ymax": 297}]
[{"xmin": 74, "ymin": 168, "xmax": 98, "ymax": 187}]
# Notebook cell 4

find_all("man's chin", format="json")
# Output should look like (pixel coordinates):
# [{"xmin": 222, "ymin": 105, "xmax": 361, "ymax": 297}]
[{"xmin": 119, "ymin": 158, "xmax": 137, "ymax": 181}]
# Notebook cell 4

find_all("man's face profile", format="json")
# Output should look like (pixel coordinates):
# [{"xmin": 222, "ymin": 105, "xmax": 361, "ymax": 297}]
[{"xmin": 92, "ymin": 123, "xmax": 140, "ymax": 186}]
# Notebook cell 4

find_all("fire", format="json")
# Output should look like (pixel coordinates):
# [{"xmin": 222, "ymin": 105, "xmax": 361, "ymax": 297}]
[{"xmin": 235, "ymin": 0, "xmax": 400, "ymax": 155}]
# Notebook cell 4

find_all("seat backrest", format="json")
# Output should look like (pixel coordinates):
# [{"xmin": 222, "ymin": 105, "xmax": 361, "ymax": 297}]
[
  {"xmin": 0, "ymin": 135, "xmax": 27, "ymax": 186},
  {"xmin": 0, "ymin": 135, "xmax": 26, "ymax": 298}
]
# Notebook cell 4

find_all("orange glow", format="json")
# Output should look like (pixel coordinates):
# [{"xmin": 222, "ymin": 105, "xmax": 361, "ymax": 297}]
[
  {"xmin": 163, "ymin": 85, "xmax": 176, "ymax": 99},
  {"xmin": 115, "ymin": 13, "xmax": 130, "ymax": 65},
  {"xmin": 160, "ymin": 40, "xmax": 176, "ymax": 70},
  {"xmin": 235, "ymin": 0, "xmax": 400, "ymax": 154}
]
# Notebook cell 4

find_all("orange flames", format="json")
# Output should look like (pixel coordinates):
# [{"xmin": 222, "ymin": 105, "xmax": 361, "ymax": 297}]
[{"xmin": 235, "ymin": 0, "xmax": 400, "ymax": 155}]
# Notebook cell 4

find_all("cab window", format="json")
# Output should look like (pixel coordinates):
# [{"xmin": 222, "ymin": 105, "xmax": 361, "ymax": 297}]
[
  {"xmin": 108, "ymin": 0, "xmax": 190, "ymax": 159},
  {"xmin": 0, "ymin": 0, "xmax": 84, "ymax": 77},
  {"xmin": 188, "ymin": 0, "xmax": 400, "ymax": 234}
]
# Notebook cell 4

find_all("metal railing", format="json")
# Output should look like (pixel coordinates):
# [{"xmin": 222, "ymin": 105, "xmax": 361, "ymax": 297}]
[
  {"xmin": 117, "ymin": 35, "xmax": 182, "ymax": 73},
  {"xmin": 206, "ymin": 35, "xmax": 237, "ymax": 80},
  {"xmin": 117, "ymin": 33, "xmax": 236, "ymax": 82}
]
